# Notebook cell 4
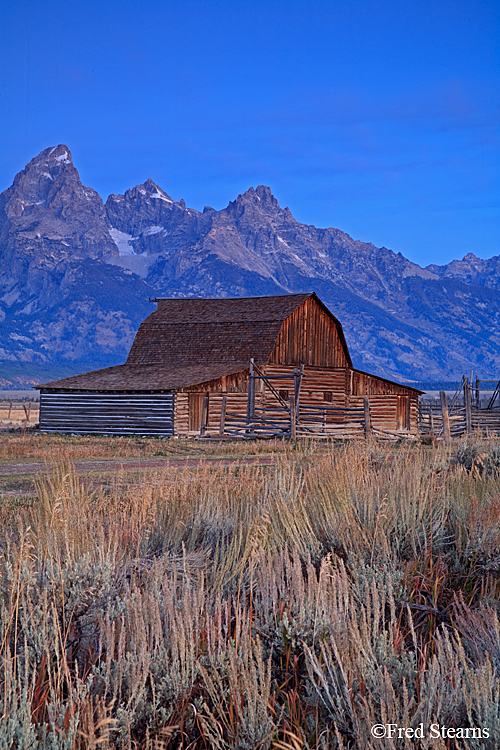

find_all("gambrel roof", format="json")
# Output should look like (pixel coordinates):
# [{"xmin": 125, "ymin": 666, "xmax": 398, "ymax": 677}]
[{"xmin": 38, "ymin": 293, "xmax": 352, "ymax": 391}]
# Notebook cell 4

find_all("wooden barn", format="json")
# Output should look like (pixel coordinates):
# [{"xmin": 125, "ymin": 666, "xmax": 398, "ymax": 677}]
[{"xmin": 37, "ymin": 293, "xmax": 422, "ymax": 438}]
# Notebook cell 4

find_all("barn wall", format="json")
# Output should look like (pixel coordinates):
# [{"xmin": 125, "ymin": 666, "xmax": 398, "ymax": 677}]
[
  {"xmin": 352, "ymin": 370, "xmax": 415, "ymax": 397},
  {"xmin": 39, "ymin": 392, "xmax": 174, "ymax": 436},
  {"xmin": 262, "ymin": 365, "xmax": 348, "ymax": 408},
  {"xmin": 177, "ymin": 370, "xmax": 249, "ymax": 394},
  {"xmin": 269, "ymin": 297, "xmax": 350, "ymax": 368},
  {"xmin": 175, "ymin": 392, "xmax": 251, "ymax": 437},
  {"xmin": 174, "ymin": 364, "xmax": 420, "ymax": 436},
  {"xmin": 348, "ymin": 394, "xmax": 419, "ymax": 434}
]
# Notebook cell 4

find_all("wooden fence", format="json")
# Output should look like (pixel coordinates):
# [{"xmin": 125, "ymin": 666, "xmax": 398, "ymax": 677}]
[
  {"xmin": 210, "ymin": 360, "xmax": 414, "ymax": 441},
  {"xmin": 418, "ymin": 377, "xmax": 500, "ymax": 441},
  {"xmin": 0, "ymin": 399, "xmax": 39, "ymax": 425}
]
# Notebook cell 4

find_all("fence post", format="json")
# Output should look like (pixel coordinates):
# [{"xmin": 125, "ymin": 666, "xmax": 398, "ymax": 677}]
[
  {"xmin": 440, "ymin": 391, "xmax": 451, "ymax": 444},
  {"xmin": 363, "ymin": 398, "xmax": 372, "ymax": 438},
  {"xmin": 464, "ymin": 377, "xmax": 472, "ymax": 434},
  {"xmin": 200, "ymin": 396, "xmax": 209, "ymax": 437},
  {"xmin": 246, "ymin": 358, "xmax": 256, "ymax": 435},
  {"xmin": 290, "ymin": 394, "xmax": 296, "ymax": 439},
  {"xmin": 219, "ymin": 395, "xmax": 227, "ymax": 437},
  {"xmin": 294, "ymin": 364, "xmax": 304, "ymax": 422},
  {"xmin": 475, "ymin": 377, "xmax": 480, "ymax": 409}
]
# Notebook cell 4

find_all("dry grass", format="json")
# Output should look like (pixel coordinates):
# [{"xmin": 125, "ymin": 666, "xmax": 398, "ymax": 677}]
[
  {"xmin": 0, "ymin": 400, "xmax": 39, "ymax": 427},
  {"xmin": 0, "ymin": 432, "xmax": 296, "ymax": 462},
  {"xmin": 1, "ymin": 436, "xmax": 500, "ymax": 748}
]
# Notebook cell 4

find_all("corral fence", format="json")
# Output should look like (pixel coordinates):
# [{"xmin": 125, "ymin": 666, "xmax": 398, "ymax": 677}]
[
  {"xmin": 418, "ymin": 376, "xmax": 500, "ymax": 441},
  {"xmin": 205, "ymin": 359, "xmax": 414, "ymax": 441}
]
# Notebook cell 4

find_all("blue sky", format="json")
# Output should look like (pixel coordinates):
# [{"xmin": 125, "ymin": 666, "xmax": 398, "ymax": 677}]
[{"xmin": 1, "ymin": 0, "xmax": 498, "ymax": 266}]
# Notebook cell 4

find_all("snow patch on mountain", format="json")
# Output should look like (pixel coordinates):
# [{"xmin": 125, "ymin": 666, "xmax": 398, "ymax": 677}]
[
  {"xmin": 142, "ymin": 225, "xmax": 163, "ymax": 236},
  {"xmin": 150, "ymin": 191, "xmax": 173, "ymax": 203},
  {"xmin": 55, "ymin": 151, "xmax": 71, "ymax": 165},
  {"xmin": 109, "ymin": 228, "xmax": 136, "ymax": 256}
]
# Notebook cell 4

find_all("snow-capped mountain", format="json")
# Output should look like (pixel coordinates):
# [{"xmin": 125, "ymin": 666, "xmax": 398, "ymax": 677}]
[{"xmin": 1, "ymin": 145, "xmax": 499, "ymax": 387}]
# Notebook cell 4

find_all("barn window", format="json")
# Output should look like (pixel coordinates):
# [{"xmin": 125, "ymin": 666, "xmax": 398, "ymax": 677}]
[
  {"xmin": 279, "ymin": 389, "xmax": 289, "ymax": 401},
  {"xmin": 323, "ymin": 391, "xmax": 333, "ymax": 402}
]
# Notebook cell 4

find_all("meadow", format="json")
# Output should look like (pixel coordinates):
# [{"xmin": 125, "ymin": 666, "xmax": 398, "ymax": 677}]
[{"xmin": 1, "ymin": 433, "xmax": 500, "ymax": 749}]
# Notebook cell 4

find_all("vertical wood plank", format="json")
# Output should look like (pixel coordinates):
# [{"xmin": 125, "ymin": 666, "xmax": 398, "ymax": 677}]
[
  {"xmin": 246, "ymin": 358, "xmax": 255, "ymax": 434},
  {"xmin": 290, "ymin": 394, "xmax": 296, "ymax": 439},
  {"xmin": 440, "ymin": 391, "xmax": 451, "ymax": 443},
  {"xmin": 219, "ymin": 395, "xmax": 227, "ymax": 436},
  {"xmin": 464, "ymin": 377, "xmax": 472, "ymax": 434},
  {"xmin": 200, "ymin": 395, "xmax": 209, "ymax": 436},
  {"xmin": 363, "ymin": 397, "xmax": 372, "ymax": 438}
]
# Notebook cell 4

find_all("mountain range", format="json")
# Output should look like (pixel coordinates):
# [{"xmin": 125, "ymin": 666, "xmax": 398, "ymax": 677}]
[{"xmin": 1, "ymin": 144, "xmax": 499, "ymax": 388}]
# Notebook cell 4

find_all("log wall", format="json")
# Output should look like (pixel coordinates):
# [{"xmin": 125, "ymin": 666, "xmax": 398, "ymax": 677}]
[
  {"xmin": 39, "ymin": 392, "xmax": 175, "ymax": 436},
  {"xmin": 349, "ymin": 395, "xmax": 418, "ymax": 435},
  {"xmin": 174, "ymin": 365, "xmax": 419, "ymax": 437},
  {"xmin": 175, "ymin": 392, "xmax": 252, "ymax": 437}
]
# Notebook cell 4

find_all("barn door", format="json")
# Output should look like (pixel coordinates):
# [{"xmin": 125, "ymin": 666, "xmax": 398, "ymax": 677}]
[
  {"xmin": 188, "ymin": 393, "xmax": 204, "ymax": 432},
  {"xmin": 188, "ymin": 393, "xmax": 209, "ymax": 432},
  {"xmin": 397, "ymin": 395, "xmax": 409, "ymax": 430}
]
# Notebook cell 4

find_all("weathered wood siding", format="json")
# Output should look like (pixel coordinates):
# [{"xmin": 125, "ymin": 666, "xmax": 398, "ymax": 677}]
[
  {"xmin": 262, "ymin": 365, "xmax": 348, "ymax": 408},
  {"xmin": 39, "ymin": 392, "xmax": 174, "ymax": 436},
  {"xmin": 177, "ymin": 370, "xmax": 249, "ymax": 394},
  {"xmin": 174, "ymin": 364, "xmax": 419, "ymax": 436},
  {"xmin": 269, "ymin": 297, "xmax": 350, "ymax": 368},
  {"xmin": 175, "ymin": 392, "xmax": 251, "ymax": 436},
  {"xmin": 352, "ymin": 370, "xmax": 414, "ymax": 396},
  {"xmin": 349, "ymin": 394, "xmax": 419, "ymax": 434}
]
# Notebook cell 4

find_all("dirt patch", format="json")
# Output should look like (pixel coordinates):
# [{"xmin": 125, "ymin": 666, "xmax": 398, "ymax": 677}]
[{"xmin": 0, "ymin": 454, "xmax": 278, "ymax": 477}]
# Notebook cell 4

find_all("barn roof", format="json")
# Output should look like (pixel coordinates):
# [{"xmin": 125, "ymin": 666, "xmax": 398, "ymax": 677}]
[
  {"xmin": 126, "ymin": 293, "xmax": 316, "ymax": 367},
  {"xmin": 40, "ymin": 293, "xmax": 350, "ymax": 391},
  {"xmin": 37, "ymin": 362, "xmax": 250, "ymax": 392}
]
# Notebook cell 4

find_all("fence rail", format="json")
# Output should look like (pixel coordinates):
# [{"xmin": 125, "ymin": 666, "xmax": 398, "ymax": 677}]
[{"xmin": 418, "ymin": 376, "xmax": 500, "ymax": 439}]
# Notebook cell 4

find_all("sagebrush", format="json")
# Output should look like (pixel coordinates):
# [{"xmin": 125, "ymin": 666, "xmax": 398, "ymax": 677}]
[{"xmin": 1, "ymin": 438, "xmax": 500, "ymax": 748}]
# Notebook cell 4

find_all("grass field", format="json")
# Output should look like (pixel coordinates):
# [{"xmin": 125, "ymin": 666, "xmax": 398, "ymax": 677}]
[
  {"xmin": 1, "ymin": 433, "xmax": 500, "ymax": 748},
  {"xmin": 0, "ymin": 399, "xmax": 39, "ymax": 427}
]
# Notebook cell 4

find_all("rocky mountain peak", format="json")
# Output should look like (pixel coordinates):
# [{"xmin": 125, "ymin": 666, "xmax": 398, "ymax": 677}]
[
  {"xmin": 122, "ymin": 178, "xmax": 175, "ymax": 204},
  {"xmin": 0, "ymin": 144, "xmax": 116, "ymax": 277},
  {"xmin": 2, "ymin": 143, "xmax": 500, "ymax": 386},
  {"xmin": 105, "ymin": 177, "xmax": 199, "ymax": 240},
  {"xmin": 255, "ymin": 185, "xmax": 278, "ymax": 204},
  {"xmin": 2, "ymin": 144, "xmax": 77, "ymax": 220},
  {"xmin": 27, "ymin": 143, "xmax": 73, "ymax": 170},
  {"xmin": 226, "ymin": 186, "xmax": 282, "ymax": 224}
]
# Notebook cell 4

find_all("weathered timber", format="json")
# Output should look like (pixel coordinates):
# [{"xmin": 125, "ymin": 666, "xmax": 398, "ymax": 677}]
[
  {"xmin": 363, "ymin": 398, "xmax": 372, "ymax": 438},
  {"xmin": 39, "ymin": 392, "xmax": 174, "ymax": 435},
  {"xmin": 38, "ymin": 293, "xmax": 422, "ymax": 438},
  {"xmin": 219, "ymin": 395, "xmax": 227, "ymax": 436},
  {"xmin": 290, "ymin": 394, "xmax": 296, "ymax": 439},
  {"xmin": 440, "ymin": 391, "xmax": 451, "ymax": 444},
  {"xmin": 464, "ymin": 378, "xmax": 472, "ymax": 434}
]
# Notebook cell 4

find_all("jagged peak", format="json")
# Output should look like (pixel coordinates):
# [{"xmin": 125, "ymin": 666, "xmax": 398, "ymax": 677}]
[
  {"xmin": 123, "ymin": 179, "xmax": 174, "ymax": 204},
  {"xmin": 28, "ymin": 144, "xmax": 73, "ymax": 168},
  {"xmin": 233, "ymin": 185, "xmax": 280, "ymax": 210}
]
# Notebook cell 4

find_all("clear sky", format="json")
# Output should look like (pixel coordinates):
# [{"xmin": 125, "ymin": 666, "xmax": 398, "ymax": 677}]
[{"xmin": 1, "ymin": 0, "xmax": 498, "ymax": 267}]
